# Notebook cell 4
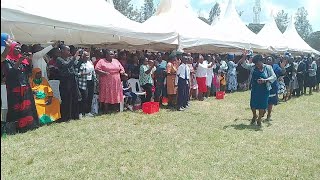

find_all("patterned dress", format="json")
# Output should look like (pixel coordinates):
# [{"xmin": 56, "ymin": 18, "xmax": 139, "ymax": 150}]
[
  {"xmin": 227, "ymin": 61, "xmax": 238, "ymax": 91},
  {"xmin": 3, "ymin": 59, "xmax": 39, "ymax": 134},
  {"xmin": 95, "ymin": 58, "xmax": 124, "ymax": 104},
  {"xmin": 29, "ymin": 74, "xmax": 61, "ymax": 124}
]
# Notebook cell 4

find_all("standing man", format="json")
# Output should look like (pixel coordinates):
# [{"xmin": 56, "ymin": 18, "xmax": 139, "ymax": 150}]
[
  {"xmin": 175, "ymin": 56, "xmax": 190, "ymax": 111},
  {"xmin": 32, "ymin": 41, "xmax": 60, "ymax": 80}
]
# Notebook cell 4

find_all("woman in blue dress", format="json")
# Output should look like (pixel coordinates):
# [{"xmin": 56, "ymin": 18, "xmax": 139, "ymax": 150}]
[
  {"xmin": 227, "ymin": 54, "xmax": 239, "ymax": 92},
  {"xmin": 240, "ymin": 52, "xmax": 277, "ymax": 126},
  {"xmin": 265, "ymin": 57, "xmax": 287, "ymax": 121}
]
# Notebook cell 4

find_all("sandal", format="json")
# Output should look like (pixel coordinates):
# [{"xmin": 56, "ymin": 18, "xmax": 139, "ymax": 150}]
[
  {"xmin": 257, "ymin": 119, "xmax": 262, "ymax": 127},
  {"xmin": 250, "ymin": 116, "xmax": 257, "ymax": 125}
]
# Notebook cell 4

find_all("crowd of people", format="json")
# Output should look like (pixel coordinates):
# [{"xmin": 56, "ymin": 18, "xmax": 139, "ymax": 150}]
[{"xmin": 1, "ymin": 33, "xmax": 320, "ymax": 134}]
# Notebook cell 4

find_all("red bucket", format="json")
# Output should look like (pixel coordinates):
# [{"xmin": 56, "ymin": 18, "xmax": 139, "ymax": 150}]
[
  {"xmin": 216, "ymin": 91, "xmax": 225, "ymax": 100},
  {"xmin": 142, "ymin": 102, "xmax": 160, "ymax": 114}
]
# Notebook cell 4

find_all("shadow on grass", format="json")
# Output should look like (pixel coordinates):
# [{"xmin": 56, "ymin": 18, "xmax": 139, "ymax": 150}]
[{"xmin": 223, "ymin": 123, "xmax": 263, "ymax": 131}]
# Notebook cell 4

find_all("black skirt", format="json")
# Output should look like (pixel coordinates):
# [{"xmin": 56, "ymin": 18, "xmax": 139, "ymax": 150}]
[{"xmin": 305, "ymin": 76, "xmax": 317, "ymax": 87}]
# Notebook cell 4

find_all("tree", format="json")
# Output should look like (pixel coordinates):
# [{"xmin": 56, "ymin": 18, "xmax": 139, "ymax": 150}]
[
  {"xmin": 247, "ymin": 23, "xmax": 264, "ymax": 34},
  {"xmin": 198, "ymin": 17, "xmax": 210, "ymax": 25},
  {"xmin": 295, "ymin": 7, "xmax": 313, "ymax": 40},
  {"xmin": 307, "ymin": 31, "xmax": 320, "ymax": 51},
  {"xmin": 275, "ymin": 10, "xmax": 289, "ymax": 33},
  {"xmin": 142, "ymin": 0, "xmax": 155, "ymax": 22},
  {"xmin": 237, "ymin": 10, "xmax": 244, "ymax": 17},
  {"xmin": 208, "ymin": 3, "xmax": 221, "ymax": 24},
  {"xmin": 113, "ymin": 0, "xmax": 143, "ymax": 22}
]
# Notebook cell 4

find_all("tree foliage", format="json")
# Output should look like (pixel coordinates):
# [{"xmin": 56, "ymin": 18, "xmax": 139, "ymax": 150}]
[
  {"xmin": 142, "ymin": 0, "xmax": 155, "ymax": 22},
  {"xmin": 113, "ymin": 0, "xmax": 143, "ymax": 22},
  {"xmin": 198, "ymin": 17, "xmax": 210, "ymax": 25},
  {"xmin": 306, "ymin": 31, "xmax": 320, "ymax": 51},
  {"xmin": 275, "ymin": 10, "xmax": 289, "ymax": 33},
  {"xmin": 208, "ymin": 3, "xmax": 221, "ymax": 24},
  {"xmin": 237, "ymin": 10, "xmax": 244, "ymax": 17},
  {"xmin": 295, "ymin": 7, "xmax": 313, "ymax": 40},
  {"xmin": 247, "ymin": 24, "xmax": 264, "ymax": 34}
]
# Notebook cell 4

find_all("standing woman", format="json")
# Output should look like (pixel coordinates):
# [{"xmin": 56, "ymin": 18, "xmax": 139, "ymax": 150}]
[
  {"xmin": 316, "ymin": 58, "xmax": 320, "ymax": 92},
  {"xmin": 95, "ymin": 50, "xmax": 126, "ymax": 113},
  {"xmin": 56, "ymin": 45, "xmax": 80, "ymax": 121},
  {"xmin": 139, "ymin": 57, "xmax": 155, "ymax": 103},
  {"xmin": 75, "ymin": 51, "xmax": 96, "ymax": 117},
  {"xmin": 127, "ymin": 55, "xmax": 140, "ymax": 79},
  {"xmin": 226, "ymin": 54, "xmax": 239, "ymax": 93},
  {"xmin": 2, "ymin": 42, "xmax": 39, "ymax": 134},
  {"xmin": 166, "ymin": 54, "xmax": 178, "ymax": 107},
  {"xmin": 265, "ymin": 57, "xmax": 286, "ymax": 121},
  {"xmin": 240, "ymin": 52, "xmax": 276, "ymax": 127},
  {"xmin": 306, "ymin": 57, "xmax": 317, "ymax": 94},
  {"xmin": 154, "ymin": 53, "xmax": 167, "ymax": 103},
  {"xmin": 195, "ymin": 54, "xmax": 214, "ymax": 101}
]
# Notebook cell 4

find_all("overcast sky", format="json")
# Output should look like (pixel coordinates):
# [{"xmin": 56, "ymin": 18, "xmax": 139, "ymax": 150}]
[{"xmin": 132, "ymin": 0, "xmax": 320, "ymax": 31}]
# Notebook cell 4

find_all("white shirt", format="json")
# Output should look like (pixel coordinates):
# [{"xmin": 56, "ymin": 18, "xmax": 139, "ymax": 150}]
[
  {"xmin": 220, "ymin": 60, "xmax": 228, "ymax": 72},
  {"xmin": 196, "ymin": 62, "xmax": 208, "ymax": 77},
  {"xmin": 206, "ymin": 62, "xmax": 214, "ymax": 77},
  {"xmin": 85, "ymin": 61, "xmax": 95, "ymax": 80},
  {"xmin": 32, "ymin": 45, "xmax": 53, "ymax": 79},
  {"xmin": 175, "ymin": 63, "xmax": 191, "ymax": 85}
]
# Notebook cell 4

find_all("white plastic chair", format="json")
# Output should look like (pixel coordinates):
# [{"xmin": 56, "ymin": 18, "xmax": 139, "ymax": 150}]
[
  {"xmin": 127, "ymin": 78, "xmax": 146, "ymax": 97},
  {"xmin": 120, "ymin": 82, "xmax": 129, "ymax": 112},
  {"xmin": 48, "ymin": 80, "xmax": 61, "ymax": 103},
  {"xmin": 1, "ymin": 84, "xmax": 8, "ymax": 122}
]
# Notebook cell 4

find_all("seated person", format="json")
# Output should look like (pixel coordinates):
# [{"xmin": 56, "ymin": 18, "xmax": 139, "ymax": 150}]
[
  {"xmin": 122, "ymin": 76, "xmax": 137, "ymax": 111},
  {"xmin": 29, "ymin": 68, "xmax": 61, "ymax": 124}
]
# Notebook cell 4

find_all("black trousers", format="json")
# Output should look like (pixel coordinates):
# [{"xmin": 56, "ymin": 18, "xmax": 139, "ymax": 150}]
[
  {"xmin": 142, "ymin": 83, "xmax": 153, "ymax": 103},
  {"xmin": 177, "ymin": 77, "xmax": 189, "ymax": 108},
  {"xmin": 60, "ymin": 76, "xmax": 79, "ymax": 121},
  {"xmin": 79, "ymin": 80, "xmax": 94, "ymax": 115}
]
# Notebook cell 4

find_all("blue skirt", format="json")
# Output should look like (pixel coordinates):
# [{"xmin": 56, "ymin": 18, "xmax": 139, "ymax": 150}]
[
  {"xmin": 250, "ymin": 85, "xmax": 270, "ymax": 110},
  {"xmin": 268, "ymin": 95, "xmax": 278, "ymax": 105}
]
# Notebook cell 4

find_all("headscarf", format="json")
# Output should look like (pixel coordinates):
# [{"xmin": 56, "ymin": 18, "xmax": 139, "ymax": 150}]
[
  {"xmin": 1, "ymin": 33, "xmax": 9, "ymax": 54},
  {"xmin": 227, "ymin": 54, "xmax": 235, "ymax": 60},
  {"xmin": 32, "ymin": 68, "xmax": 42, "ymax": 85},
  {"xmin": 6, "ymin": 42, "xmax": 29, "ymax": 65}
]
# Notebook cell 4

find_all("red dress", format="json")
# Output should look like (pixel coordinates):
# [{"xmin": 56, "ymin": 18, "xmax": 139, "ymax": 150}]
[{"xmin": 95, "ymin": 59, "xmax": 124, "ymax": 104}]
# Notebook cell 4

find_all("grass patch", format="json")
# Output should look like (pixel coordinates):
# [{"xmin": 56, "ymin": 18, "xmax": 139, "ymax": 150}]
[{"xmin": 1, "ymin": 92, "xmax": 320, "ymax": 179}]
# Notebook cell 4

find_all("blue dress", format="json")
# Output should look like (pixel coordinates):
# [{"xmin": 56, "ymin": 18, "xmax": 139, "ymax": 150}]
[
  {"xmin": 227, "ymin": 61, "xmax": 238, "ymax": 91},
  {"xmin": 268, "ymin": 64, "xmax": 283, "ymax": 105},
  {"xmin": 250, "ymin": 68, "xmax": 270, "ymax": 109}
]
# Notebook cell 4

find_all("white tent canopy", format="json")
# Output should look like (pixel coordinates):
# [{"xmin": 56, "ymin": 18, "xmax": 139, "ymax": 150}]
[
  {"xmin": 143, "ymin": 0, "xmax": 241, "ymax": 53},
  {"xmin": 283, "ymin": 16, "xmax": 320, "ymax": 55},
  {"xmin": 256, "ymin": 13, "xmax": 288, "ymax": 52},
  {"xmin": 211, "ymin": 0, "xmax": 268, "ymax": 52},
  {"xmin": 1, "ymin": 0, "xmax": 178, "ymax": 50}
]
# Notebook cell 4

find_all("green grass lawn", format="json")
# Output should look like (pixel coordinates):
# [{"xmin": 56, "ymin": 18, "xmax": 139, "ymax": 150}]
[{"xmin": 1, "ymin": 91, "xmax": 320, "ymax": 179}]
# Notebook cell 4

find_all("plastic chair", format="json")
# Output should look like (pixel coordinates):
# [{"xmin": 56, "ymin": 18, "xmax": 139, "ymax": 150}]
[
  {"xmin": 120, "ymin": 82, "xmax": 129, "ymax": 112},
  {"xmin": 1, "ymin": 85, "xmax": 8, "ymax": 122},
  {"xmin": 48, "ymin": 80, "xmax": 61, "ymax": 103},
  {"xmin": 127, "ymin": 78, "xmax": 146, "ymax": 97}
]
